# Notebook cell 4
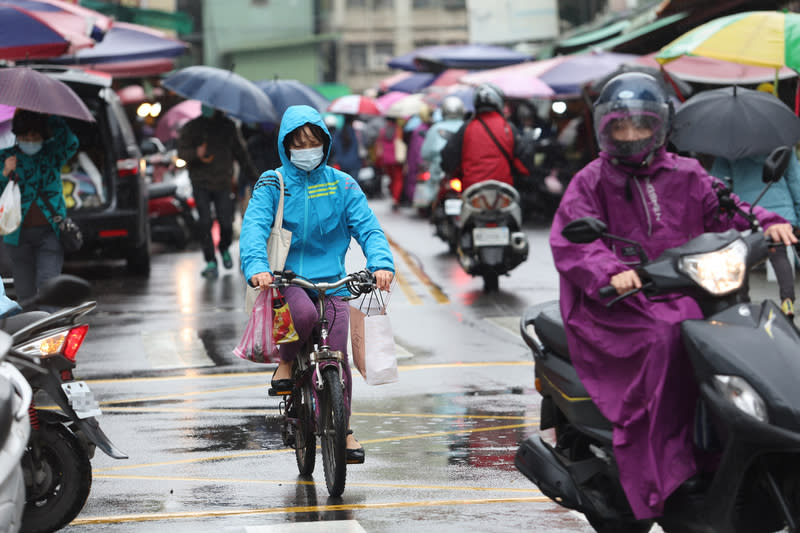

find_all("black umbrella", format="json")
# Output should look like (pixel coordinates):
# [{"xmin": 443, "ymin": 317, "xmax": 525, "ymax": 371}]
[
  {"xmin": 589, "ymin": 64, "xmax": 693, "ymax": 100},
  {"xmin": 162, "ymin": 66, "xmax": 278, "ymax": 123},
  {"xmin": 670, "ymin": 86, "xmax": 800, "ymax": 160}
]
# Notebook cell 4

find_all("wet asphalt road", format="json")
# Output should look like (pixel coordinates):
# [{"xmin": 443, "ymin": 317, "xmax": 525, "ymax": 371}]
[{"xmin": 54, "ymin": 197, "xmax": 787, "ymax": 532}]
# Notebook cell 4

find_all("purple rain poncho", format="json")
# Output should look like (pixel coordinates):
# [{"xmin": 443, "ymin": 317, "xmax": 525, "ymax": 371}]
[{"xmin": 550, "ymin": 147, "xmax": 786, "ymax": 519}]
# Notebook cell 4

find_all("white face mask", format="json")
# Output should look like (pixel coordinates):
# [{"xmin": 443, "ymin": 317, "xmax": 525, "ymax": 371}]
[
  {"xmin": 290, "ymin": 146, "xmax": 324, "ymax": 171},
  {"xmin": 18, "ymin": 141, "xmax": 42, "ymax": 155}
]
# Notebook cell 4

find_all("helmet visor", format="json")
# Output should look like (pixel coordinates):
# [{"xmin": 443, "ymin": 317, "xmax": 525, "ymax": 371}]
[{"xmin": 594, "ymin": 100, "xmax": 669, "ymax": 159}]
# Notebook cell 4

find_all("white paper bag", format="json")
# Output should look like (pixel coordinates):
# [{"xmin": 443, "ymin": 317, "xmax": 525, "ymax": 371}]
[
  {"xmin": 350, "ymin": 290, "xmax": 398, "ymax": 385},
  {"xmin": 0, "ymin": 180, "xmax": 21, "ymax": 235}
]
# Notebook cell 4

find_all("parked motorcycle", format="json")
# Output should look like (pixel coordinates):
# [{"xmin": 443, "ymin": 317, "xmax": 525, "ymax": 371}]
[
  {"xmin": 0, "ymin": 331, "xmax": 31, "ymax": 533},
  {"xmin": 147, "ymin": 165, "xmax": 197, "ymax": 249},
  {"xmin": 430, "ymin": 175, "xmax": 463, "ymax": 254},
  {"xmin": 515, "ymin": 148, "xmax": 800, "ymax": 532},
  {"xmin": 455, "ymin": 180, "xmax": 529, "ymax": 292},
  {"xmin": 3, "ymin": 275, "xmax": 127, "ymax": 533}
]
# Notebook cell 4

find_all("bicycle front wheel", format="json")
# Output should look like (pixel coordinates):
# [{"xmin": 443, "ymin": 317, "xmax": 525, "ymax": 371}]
[
  {"xmin": 319, "ymin": 366, "xmax": 347, "ymax": 497},
  {"xmin": 294, "ymin": 380, "xmax": 316, "ymax": 476}
]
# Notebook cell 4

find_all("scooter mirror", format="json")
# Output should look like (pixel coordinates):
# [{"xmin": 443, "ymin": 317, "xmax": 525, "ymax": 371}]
[
  {"xmin": 562, "ymin": 217, "xmax": 608, "ymax": 244},
  {"xmin": 762, "ymin": 146, "xmax": 792, "ymax": 184},
  {"xmin": 32, "ymin": 274, "xmax": 91, "ymax": 308}
]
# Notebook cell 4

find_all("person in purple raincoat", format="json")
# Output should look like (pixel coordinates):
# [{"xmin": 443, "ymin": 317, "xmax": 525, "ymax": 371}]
[{"xmin": 549, "ymin": 73, "xmax": 797, "ymax": 520}]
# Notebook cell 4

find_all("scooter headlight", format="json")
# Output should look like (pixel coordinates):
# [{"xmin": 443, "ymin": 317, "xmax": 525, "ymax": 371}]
[
  {"xmin": 679, "ymin": 239, "xmax": 747, "ymax": 295},
  {"xmin": 712, "ymin": 375, "xmax": 768, "ymax": 423}
]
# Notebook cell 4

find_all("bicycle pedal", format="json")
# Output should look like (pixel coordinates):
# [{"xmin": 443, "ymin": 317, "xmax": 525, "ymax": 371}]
[{"xmin": 268, "ymin": 387, "xmax": 291, "ymax": 397}]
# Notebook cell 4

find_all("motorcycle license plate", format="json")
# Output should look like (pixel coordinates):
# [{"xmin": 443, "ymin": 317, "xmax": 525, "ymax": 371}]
[
  {"xmin": 444, "ymin": 199, "xmax": 462, "ymax": 216},
  {"xmin": 473, "ymin": 226, "xmax": 510, "ymax": 246},
  {"xmin": 61, "ymin": 381, "xmax": 102, "ymax": 419}
]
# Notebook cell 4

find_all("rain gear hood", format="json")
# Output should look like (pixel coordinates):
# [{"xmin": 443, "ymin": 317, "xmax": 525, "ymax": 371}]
[
  {"xmin": 550, "ymin": 147, "xmax": 785, "ymax": 519},
  {"xmin": 240, "ymin": 105, "xmax": 394, "ymax": 294}
]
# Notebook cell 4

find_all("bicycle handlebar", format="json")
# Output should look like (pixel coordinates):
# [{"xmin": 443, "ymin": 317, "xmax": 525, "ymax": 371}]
[{"xmin": 270, "ymin": 270, "xmax": 376, "ymax": 296}]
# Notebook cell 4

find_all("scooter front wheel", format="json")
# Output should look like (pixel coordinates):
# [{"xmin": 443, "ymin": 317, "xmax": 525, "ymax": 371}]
[
  {"xmin": 319, "ymin": 366, "xmax": 347, "ymax": 497},
  {"xmin": 22, "ymin": 423, "xmax": 92, "ymax": 533}
]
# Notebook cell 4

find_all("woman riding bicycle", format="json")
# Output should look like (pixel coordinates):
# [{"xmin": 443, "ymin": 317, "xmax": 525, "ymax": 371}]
[{"xmin": 240, "ymin": 105, "xmax": 395, "ymax": 464}]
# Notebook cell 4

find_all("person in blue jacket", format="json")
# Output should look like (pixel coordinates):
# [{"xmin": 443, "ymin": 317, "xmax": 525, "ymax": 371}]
[
  {"xmin": 711, "ymin": 152, "xmax": 800, "ymax": 318},
  {"xmin": 240, "ymin": 105, "xmax": 394, "ymax": 464}
]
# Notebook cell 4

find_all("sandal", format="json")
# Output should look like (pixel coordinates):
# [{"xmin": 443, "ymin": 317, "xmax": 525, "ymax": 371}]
[{"xmin": 346, "ymin": 429, "xmax": 365, "ymax": 464}]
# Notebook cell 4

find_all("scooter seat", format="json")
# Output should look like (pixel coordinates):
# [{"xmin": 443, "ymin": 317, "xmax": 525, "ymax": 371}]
[
  {"xmin": 2, "ymin": 311, "xmax": 49, "ymax": 335},
  {"xmin": 533, "ymin": 302, "xmax": 572, "ymax": 361},
  {"xmin": 0, "ymin": 376, "xmax": 13, "ymax": 446}
]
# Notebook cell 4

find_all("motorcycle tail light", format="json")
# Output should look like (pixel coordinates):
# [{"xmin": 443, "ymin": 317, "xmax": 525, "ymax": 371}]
[
  {"xmin": 187, "ymin": 197, "xmax": 196, "ymax": 208},
  {"xmin": 418, "ymin": 171, "xmax": 430, "ymax": 182},
  {"xmin": 449, "ymin": 178, "xmax": 462, "ymax": 193},
  {"xmin": 63, "ymin": 325, "xmax": 89, "ymax": 363},
  {"xmin": 61, "ymin": 370, "xmax": 74, "ymax": 382}
]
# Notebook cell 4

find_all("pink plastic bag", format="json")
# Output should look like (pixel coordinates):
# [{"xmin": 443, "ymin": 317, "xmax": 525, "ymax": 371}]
[{"xmin": 233, "ymin": 289, "xmax": 279, "ymax": 363}]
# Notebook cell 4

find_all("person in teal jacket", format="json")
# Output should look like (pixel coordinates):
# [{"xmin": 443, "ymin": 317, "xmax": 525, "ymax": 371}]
[
  {"xmin": 240, "ymin": 105, "xmax": 394, "ymax": 464},
  {"xmin": 0, "ymin": 111, "xmax": 78, "ymax": 304},
  {"xmin": 711, "ymin": 152, "xmax": 800, "ymax": 318}
]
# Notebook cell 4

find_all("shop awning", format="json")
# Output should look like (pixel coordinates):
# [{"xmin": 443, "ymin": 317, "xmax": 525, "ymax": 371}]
[
  {"xmin": 585, "ymin": 12, "xmax": 690, "ymax": 53},
  {"xmin": 555, "ymin": 20, "xmax": 631, "ymax": 53},
  {"xmin": 79, "ymin": 0, "xmax": 193, "ymax": 34}
]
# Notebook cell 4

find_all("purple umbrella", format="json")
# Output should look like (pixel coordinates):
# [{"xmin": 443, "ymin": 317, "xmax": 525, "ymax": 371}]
[
  {"xmin": 0, "ymin": 67, "xmax": 94, "ymax": 122},
  {"xmin": 48, "ymin": 21, "xmax": 187, "ymax": 65},
  {"xmin": 387, "ymin": 72, "xmax": 436, "ymax": 93},
  {"xmin": 538, "ymin": 52, "xmax": 640, "ymax": 94},
  {"xmin": 388, "ymin": 44, "xmax": 531, "ymax": 72}
]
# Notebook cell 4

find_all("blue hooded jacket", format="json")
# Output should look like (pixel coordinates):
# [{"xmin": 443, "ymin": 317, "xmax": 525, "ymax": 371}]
[{"xmin": 240, "ymin": 105, "xmax": 394, "ymax": 294}]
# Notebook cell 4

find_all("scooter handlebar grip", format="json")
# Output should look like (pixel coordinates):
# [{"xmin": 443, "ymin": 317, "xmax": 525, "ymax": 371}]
[{"xmin": 599, "ymin": 285, "xmax": 617, "ymax": 299}]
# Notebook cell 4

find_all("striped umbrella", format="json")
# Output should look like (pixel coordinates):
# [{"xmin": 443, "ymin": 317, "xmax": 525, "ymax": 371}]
[{"xmin": 656, "ymin": 11, "xmax": 800, "ymax": 70}]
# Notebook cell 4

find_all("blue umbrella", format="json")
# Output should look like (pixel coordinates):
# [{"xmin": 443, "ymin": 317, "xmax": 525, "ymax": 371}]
[
  {"xmin": 254, "ymin": 79, "xmax": 329, "ymax": 115},
  {"xmin": 387, "ymin": 72, "xmax": 436, "ymax": 93},
  {"xmin": 162, "ymin": 66, "xmax": 278, "ymax": 123}
]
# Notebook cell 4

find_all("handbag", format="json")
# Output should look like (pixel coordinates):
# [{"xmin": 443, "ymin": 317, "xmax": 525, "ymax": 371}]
[
  {"xmin": 37, "ymin": 186, "xmax": 83, "ymax": 252},
  {"xmin": 271, "ymin": 288, "xmax": 298, "ymax": 344},
  {"xmin": 233, "ymin": 288, "xmax": 279, "ymax": 363},
  {"xmin": 245, "ymin": 170, "xmax": 292, "ymax": 314},
  {"xmin": 0, "ymin": 179, "xmax": 21, "ymax": 235},
  {"xmin": 349, "ymin": 288, "xmax": 398, "ymax": 385}
]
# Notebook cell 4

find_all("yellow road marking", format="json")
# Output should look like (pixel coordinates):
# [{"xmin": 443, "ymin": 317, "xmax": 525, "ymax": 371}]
[
  {"xmin": 93, "ymin": 474, "xmax": 542, "ymax": 494},
  {"xmin": 82, "ymin": 361, "xmax": 534, "ymax": 385},
  {"xmin": 93, "ymin": 422, "xmax": 538, "ymax": 473},
  {"xmin": 388, "ymin": 235, "xmax": 450, "ymax": 304},
  {"xmin": 394, "ymin": 270, "xmax": 422, "ymax": 305},
  {"xmin": 71, "ymin": 497, "xmax": 551, "ymax": 525}
]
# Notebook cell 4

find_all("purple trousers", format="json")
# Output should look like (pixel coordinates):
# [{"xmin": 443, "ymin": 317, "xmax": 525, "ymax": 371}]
[{"xmin": 278, "ymin": 286, "xmax": 353, "ymax": 416}]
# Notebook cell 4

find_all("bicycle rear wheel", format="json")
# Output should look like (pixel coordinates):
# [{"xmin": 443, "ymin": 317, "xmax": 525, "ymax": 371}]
[
  {"xmin": 294, "ymin": 380, "xmax": 316, "ymax": 476},
  {"xmin": 319, "ymin": 366, "xmax": 347, "ymax": 497}
]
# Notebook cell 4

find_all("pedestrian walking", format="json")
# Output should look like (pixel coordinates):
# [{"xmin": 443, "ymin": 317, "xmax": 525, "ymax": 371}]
[
  {"xmin": 178, "ymin": 105, "xmax": 259, "ymax": 279},
  {"xmin": 375, "ymin": 117, "xmax": 406, "ymax": 210},
  {"xmin": 0, "ymin": 110, "xmax": 79, "ymax": 304}
]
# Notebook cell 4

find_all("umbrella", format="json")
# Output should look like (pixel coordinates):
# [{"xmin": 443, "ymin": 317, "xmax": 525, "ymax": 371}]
[
  {"xmin": 254, "ymin": 79, "xmax": 329, "ymax": 116},
  {"xmin": 0, "ymin": 67, "xmax": 94, "ymax": 122},
  {"xmin": 384, "ymin": 93, "xmax": 426, "ymax": 118},
  {"xmin": 386, "ymin": 72, "xmax": 437, "ymax": 93},
  {"xmin": 387, "ymin": 44, "xmax": 531, "ymax": 72},
  {"xmin": 635, "ymin": 52, "xmax": 796, "ymax": 85},
  {"xmin": 162, "ymin": 65, "xmax": 278, "ymax": 124},
  {"xmin": 656, "ymin": 11, "xmax": 800, "ymax": 71},
  {"xmin": 589, "ymin": 64, "xmax": 693, "ymax": 99},
  {"xmin": 327, "ymin": 94, "xmax": 381, "ymax": 116},
  {"xmin": 669, "ymin": 86, "xmax": 800, "ymax": 160},
  {"xmin": 48, "ymin": 21, "xmax": 187, "ymax": 65},
  {"xmin": 460, "ymin": 52, "xmax": 641, "ymax": 98},
  {"xmin": 116, "ymin": 85, "xmax": 146, "ymax": 105},
  {"xmin": 375, "ymin": 91, "xmax": 408, "ymax": 113},
  {"xmin": 155, "ymin": 100, "xmax": 202, "ymax": 142},
  {"xmin": 422, "ymin": 85, "xmax": 475, "ymax": 113},
  {"xmin": 0, "ymin": 0, "xmax": 111, "ymax": 60}
]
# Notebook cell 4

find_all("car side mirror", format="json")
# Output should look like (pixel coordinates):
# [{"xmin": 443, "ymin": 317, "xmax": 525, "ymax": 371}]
[
  {"xmin": 763, "ymin": 146, "xmax": 792, "ymax": 184},
  {"xmin": 562, "ymin": 217, "xmax": 608, "ymax": 244}
]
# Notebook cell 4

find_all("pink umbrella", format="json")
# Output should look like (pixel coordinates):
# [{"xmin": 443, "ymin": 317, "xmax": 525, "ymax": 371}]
[
  {"xmin": 116, "ymin": 85, "xmax": 146, "ymax": 105},
  {"xmin": 0, "ymin": 67, "xmax": 94, "ymax": 122},
  {"xmin": 460, "ymin": 61, "xmax": 556, "ymax": 99},
  {"xmin": 375, "ymin": 91, "xmax": 408, "ymax": 113},
  {"xmin": 636, "ymin": 52, "xmax": 796, "ymax": 85},
  {"xmin": 154, "ymin": 99, "xmax": 202, "ymax": 142},
  {"xmin": 327, "ymin": 94, "xmax": 381, "ymax": 116}
]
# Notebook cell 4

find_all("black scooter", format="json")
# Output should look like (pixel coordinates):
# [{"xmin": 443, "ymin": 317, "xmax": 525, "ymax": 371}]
[
  {"xmin": 515, "ymin": 147, "xmax": 800, "ymax": 532},
  {"xmin": 3, "ymin": 275, "xmax": 127, "ymax": 533}
]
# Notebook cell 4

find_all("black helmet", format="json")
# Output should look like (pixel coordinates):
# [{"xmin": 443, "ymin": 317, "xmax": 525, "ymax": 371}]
[
  {"xmin": 473, "ymin": 83, "xmax": 504, "ymax": 113},
  {"xmin": 593, "ymin": 72, "xmax": 673, "ymax": 165}
]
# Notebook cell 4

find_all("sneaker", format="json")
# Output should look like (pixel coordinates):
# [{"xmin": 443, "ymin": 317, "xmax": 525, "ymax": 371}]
[
  {"xmin": 781, "ymin": 298, "xmax": 795, "ymax": 320},
  {"xmin": 201, "ymin": 261, "xmax": 218, "ymax": 279},
  {"xmin": 221, "ymin": 250, "xmax": 233, "ymax": 269}
]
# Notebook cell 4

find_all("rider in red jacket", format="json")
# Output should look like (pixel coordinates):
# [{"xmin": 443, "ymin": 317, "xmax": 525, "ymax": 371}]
[{"xmin": 440, "ymin": 83, "xmax": 529, "ymax": 190}]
